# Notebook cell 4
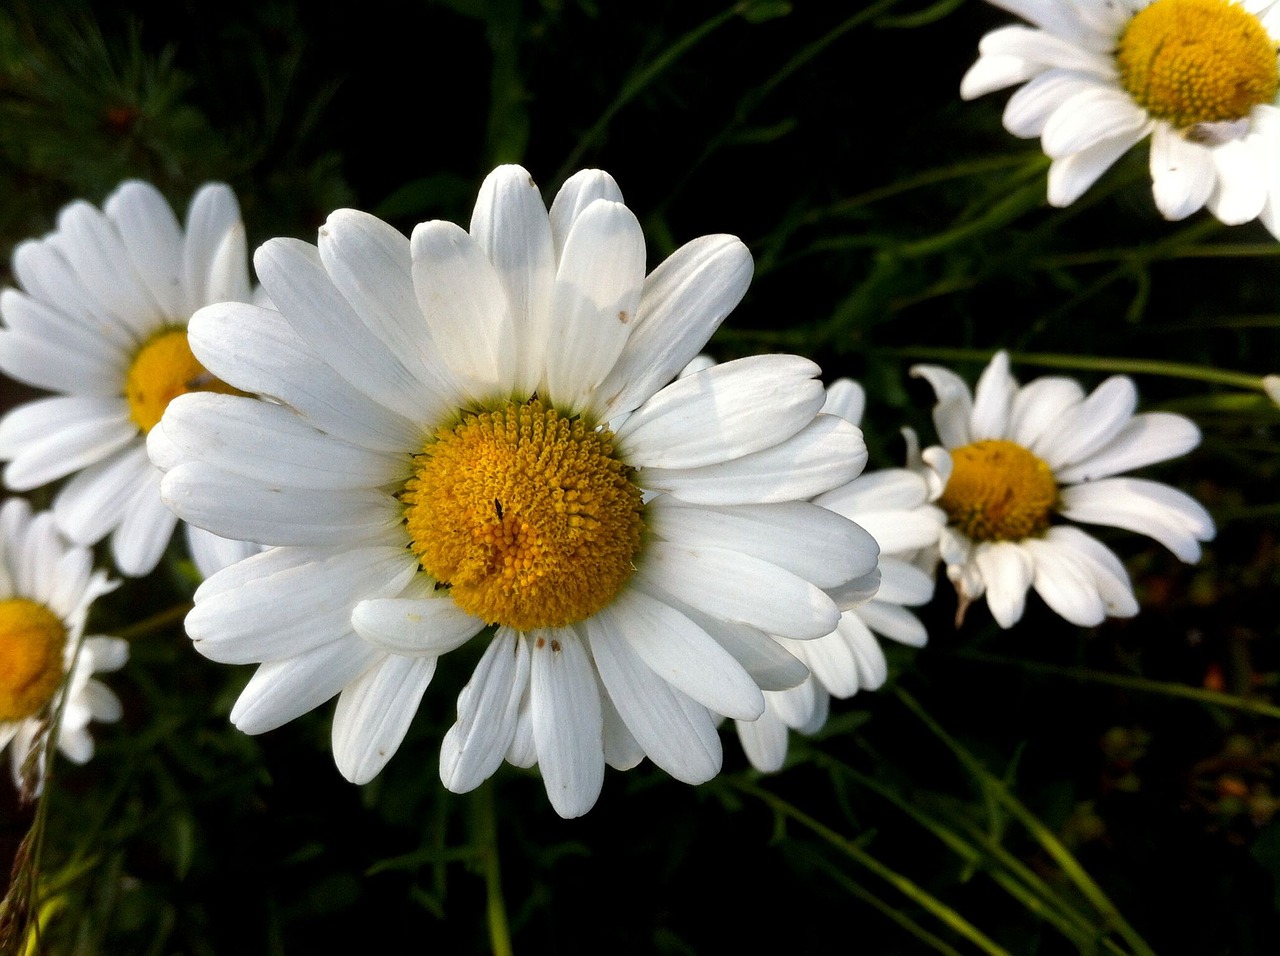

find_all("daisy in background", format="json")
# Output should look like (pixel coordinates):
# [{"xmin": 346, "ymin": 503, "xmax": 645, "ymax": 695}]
[
  {"xmin": 0, "ymin": 498, "xmax": 126, "ymax": 796},
  {"xmin": 0, "ymin": 180, "xmax": 258, "ymax": 576},
  {"xmin": 913, "ymin": 351, "xmax": 1214, "ymax": 629},
  {"xmin": 962, "ymin": 0, "xmax": 1280, "ymax": 237},
  {"xmin": 734, "ymin": 379, "xmax": 950, "ymax": 773},
  {"xmin": 149, "ymin": 164, "xmax": 880, "ymax": 818}
]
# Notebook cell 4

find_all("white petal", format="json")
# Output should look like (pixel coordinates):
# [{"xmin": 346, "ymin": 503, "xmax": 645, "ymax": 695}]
[
  {"xmin": 469, "ymin": 165, "xmax": 556, "ymax": 398},
  {"xmin": 351, "ymin": 597, "xmax": 486, "ymax": 657},
  {"xmin": 617, "ymin": 354, "xmax": 824, "ymax": 469},
  {"xmin": 1010, "ymin": 376, "xmax": 1085, "ymax": 451},
  {"xmin": 1047, "ymin": 124, "xmax": 1149, "ymax": 206},
  {"xmin": 188, "ymin": 302, "xmax": 423, "ymax": 454},
  {"xmin": 1149, "ymin": 125, "xmax": 1217, "ymax": 220},
  {"xmin": 609, "ymin": 588, "xmax": 764, "ymax": 720},
  {"xmin": 104, "ymin": 180, "xmax": 187, "ymax": 319},
  {"xmin": 0, "ymin": 397, "xmax": 136, "ymax": 490},
  {"xmin": 874, "ymin": 556, "xmax": 935, "ymax": 606},
  {"xmin": 1059, "ymin": 477, "xmax": 1215, "ymax": 562},
  {"xmin": 821, "ymin": 378, "xmax": 866, "ymax": 426},
  {"xmin": 636, "ymin": 414, "xmax": 866, "ymax": 505},
  {"xmin": 544, "ymin": 199, "xmax": 645, "ymax": 415},
  {"xmin": 594, "ymin": 235, "xmax": 753, "ymax": 419},
  {"xmin": 111, "ymin": 472, "xmax": 178, "ymax": 576},
  {"xmin": 1045, "ymin": 525, "xmax": 1138, "ymax": 617},
  {"xmin": 161, "ymin": 462, "xmax": 398, "ymax": 546},
  {"xmin": 797, "ymin": 628, "xmax": 860, "ymax": 698},
  {"xmin": 530, "ymin": 630, "xmax": 604, "ymax": 818},
  {"xmin": 585, "ymin": 608, "xmax": 721, "ymax": 784},
  {"xmin": 232, "ymin": 638, "xmax": 381, "ymax": 734},
  {"xmin": 52, "ymin": 444, "xmax": 152, "ymax": 546},
  {"xmin": 979, "ymin": 25, "xmax": 1114, "ymax": 75},
  {"xmin": 635, "ymin": 542, "xmax": 840, "ymax": 641},
  {"xmin": 439, "ymin": 630, "xmax": 530, "ymax": 794},
  {"xmin": 1022, "ymin": 537, "xmax": 1106, "ymax": 626},
  {"xmin": 689, "ymin": 615, "xmax": 809, "ymax": 691},
  {"xmin": 158, "ymin": 392, "xmax": 405, "ymax": 490},
  {"xmin": 184, "ymin": 183, "xmax": 244, "ymax": 312},
  {"xmin": 961, "ymin": 54, "xmax": 1042, "ymax": 100},
  {"xmin": 1041, "ymin": 376, "xmax": 1137, "ymax": 470},
  {"xmin": 332, "ymin": 654, "xmax": 436, "ymax": 784},
  {"xmin": 1042, "ymin": 86, "xmax": 1148, "ymax": 159},
  {"xmin": 911, "ymin": 364, "xmax": 974, "ymax": 448},
  {"xmin": 256, "ymin": 238, "xmax": 442, "ymax": 424},
  {"xmin": 409, "ymin": 220, "xmax": 518, "ymax": 405},
  {"xmin": 1207, "ymin": 134, "xmax": 1269, "ymax": 224},
  {"xmin": 974, "ymin": 541, "xmax": 1034, "ymax": 628},
  {"xmin": 1004, "ymin": 72, "xmax": 1103, "ymax": 137},
  {"xmin": 734, "ymin": 706, "xmax": 790, "ymax": 773},
  {"xmin": 0, "ymin": 327, "xmax": 120, "ymax": 396},
  {"xmin": 856, "ymin": 601, "xmax": 929, "ymax": 648},
  {"xmin": 969, "ymin": 351, "xmax": 1016, "ymax": 439},
  {"xmin": 189, "ymin": 546, "xmax": 416, "ymax": 664},
  {"xmin": 1055, "ymin": 412, "xmax": 1200, "ymax": 483},
  {"xmin": 548, "ymin": 169, "xmax": 625, "ymax": 260},
  {"xmin": 185, "ymin": 524, "xmax": 261, "ymax": 580},
  {"xmin": 647, "ymin": 497, "xmax": 878, "ymax": 590}
]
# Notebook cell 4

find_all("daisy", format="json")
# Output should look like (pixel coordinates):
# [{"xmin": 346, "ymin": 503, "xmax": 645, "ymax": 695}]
[
  {"xmin": 0, "ymin": 180, "xmax": 257, "ymax": 576},
  {"xmin": 962, "ymin": 0, "xmax": 1280, "ymax": 237},
  {"xmin": 0, "ymin": 498, "xmax": 126, "ymax": 795},
  {"xmin": 912, "ymin": 351, "xmax": 1215, "ymax": 628},
  {"xmin": 734, "ymin": 380, "xmax": 950, "ymax": 773},
  {"xmin": 149, "ymin": 164, "xmax": 878, "ymax": 818}
]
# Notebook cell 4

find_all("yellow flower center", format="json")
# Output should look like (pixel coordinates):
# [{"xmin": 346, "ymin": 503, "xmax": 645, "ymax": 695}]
[
  {"xmin": 939, "ymin": 440, "xmax": 1059, "ymax": 543},
  {"xmin": 0, "ymin": 598, "xmax": 68, "ymax": 723},
  {"xmin": 125, "ymin": 328, "xmax": 240, "ymax": 433},
  {"xmin": 401, "ymin": 400, "xmax": 645, "ymax": 631},
  {"xmin": 1115, "ymin": 0, "xmax": 1279, "ymax": 129}
]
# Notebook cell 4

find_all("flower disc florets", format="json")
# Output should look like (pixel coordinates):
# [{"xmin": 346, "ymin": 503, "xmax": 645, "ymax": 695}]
[
  {"xmin": 938, "ymin": 439, "xmax": 1058, "ymax": 542},
  {"xmin": 0, "ymin": 598, "xmax": 67, "ymax": 722},
  {"xmin": 401, "ymin": 399, "xmax": 645, "ymax": 631},
  {"xmin": 1116, "ymin": 0, "xmax": 1279, "ymax": 129}
]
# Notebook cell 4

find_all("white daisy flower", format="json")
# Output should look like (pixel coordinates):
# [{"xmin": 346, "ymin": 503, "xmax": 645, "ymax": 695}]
[
  {"xmin": 962, "ymin": 0, "xmax": 1280, "ymax": 237},
  {"xmin": 0, "ymin": 498, "xmax": 126, "ymax": 794},
  {"xmin": 0, "ymin": 180, "xmax": 257, "ymax": 576},
  {"xmin": 734, "ymin": 380, "xmax": 950, "ymax": 773},
  {"xmin": 912, "ymin": 350, "xmax": 1215, "ymax": 628},
  {"xmin": 149, "ymin": 164, "xmax": 879, "ymax": 818}
]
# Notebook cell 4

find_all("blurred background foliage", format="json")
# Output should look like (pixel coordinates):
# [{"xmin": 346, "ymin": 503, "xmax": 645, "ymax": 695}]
[{"xmin": 0, "ymin": 0, "xmax": 1279, "ymax": 952}]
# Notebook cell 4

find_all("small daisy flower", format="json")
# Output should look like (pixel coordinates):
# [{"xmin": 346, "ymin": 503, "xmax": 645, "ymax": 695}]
[
  {"xmin": 734, "ymin": 380, "xmax": 950, "ymax": 773},
  {"xmin": 0, "ymin": 180, "xmax": 257, "ymax": 575},
  {"xmin": 0, "ymin": 498, "xmax": 125, "ymax": 794},
  {"xmin": 149, "ymin": 164, "xmax": 878, "ymax": 818},
  {"xmin": 912, "ymin": 351, "xmax": 1215, "ymax": 628},
  {"xmin": 962, "ymin": 0, "xmax": 1280, "ymax": 236}
]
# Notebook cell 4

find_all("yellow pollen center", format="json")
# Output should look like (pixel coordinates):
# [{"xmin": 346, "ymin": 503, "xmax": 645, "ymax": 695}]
[
  {"xmin": 0, "ymin": 598, "xmax": 68, "ymax": 723},
  {"xmin": 1115, "ymin": 0, "xmax": 1279, "ymax": 128},
  {"xmin": 125, "ymin": 328, "xmax": 239, "ymax": 433},
  {"xmin": 938, "ymin": 440, "xmax": 1059, "ymax": 543},
  {"xmin": 401, "ymin": 400, "xmax": 645, "ymax": 631}
]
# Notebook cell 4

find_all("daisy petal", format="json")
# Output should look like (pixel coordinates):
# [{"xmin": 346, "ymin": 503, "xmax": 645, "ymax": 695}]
[
  {"xmin": 332, "ymin": 654, "xmax": 436, "ymax": 784},
  {"xmin": 439, "ymin": 629, "xmax": 530, "ymax": 795},
  {"xmin": 1059, "ymin": 477, "xmax": 1215, "ymax": 562},
  {"xmin": 1042, "ymin": 375, "xmax": 1137, "ymax": 469},
  {"xmin": 1022, "ymin": 537, "xmax": 1106, "ymax": 626},
  {"xmin": 351, "ymin": 596, "xmax": 486, "ymax": 657},
  {"xmin": 974, "ymin": 541, "xmax": 1034, "ymax": 628},
  {"xmin": 735, "ymin": 707, "xmax": 790, "ymax": 773},
  {"xmin": 548, "ymin": 169, "xmax": 624, "ymax": 259},
  {"xmin": 1055, "ymin": 412, "xmax": 1200, "ymax": 483},
  {"xmin": 970, "ymin": 351, "xmax": 1016, "ymax": 439},
  {"xmin": 1150, "ymin": 125, "xmax": 1216, "ymax": 220},
  {"xmin": 911, "ymin": 364, "xmax": 974, "ymax": 448},
  {"xmin": 232, "ymin": 638, "xmax": 381, "ymax": 734},
  {"xmin": 103, "ymin": 180, "xmax": 187, "ymax": 319},
  {"xmin": 1045, "ymin": 526, "xmax": 1138, "ymax": 617},
  {"xmin": 1047, "ymin": 124, "xmax": 1149, "ymax": 206},
  {"xmin": 530, "ymin": 630, "xmax": 605, "ymax": 818}
]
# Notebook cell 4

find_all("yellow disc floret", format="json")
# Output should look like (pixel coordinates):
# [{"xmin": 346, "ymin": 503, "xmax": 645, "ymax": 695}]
[
  {"xmin": 1116, "ymin": 0, "xmax": 1279, "ymax": 129},
  {"xmin": 401, "ymin": 400, "xmax": 645, "ymax": 631},
  {"xmin": 0, "ymin": 598, "xmax": 68, "ymax": 723},
  {"xmin": 939, "ymin": 440, "xmax": 1059, "ymax": 543},
  {"xmin": 125, "ymin": 328, "xmax": 240, "ymax": 433}
]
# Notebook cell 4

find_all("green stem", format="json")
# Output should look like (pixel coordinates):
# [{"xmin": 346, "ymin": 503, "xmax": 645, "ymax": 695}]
[
  {"xmin": 732, "ymin": 778, "xmax": 1014, "ymax": 956},
  {"xmin": 473, "ymin": 782, "xmax": 514, "ymax": 956},
  {"xmin": 112, "ymin": 601, "xmax": 193, "ymax": 641},
  {"xmin": 895, "ymin": 688, "xmax": 1157, "ymax": 956},
  {"xmin": 887, "ymin": 346, "xmax": 1266, "ymax": 391}
]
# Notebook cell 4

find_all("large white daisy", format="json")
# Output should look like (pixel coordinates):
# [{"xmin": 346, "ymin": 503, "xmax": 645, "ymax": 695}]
[
  {"xmin": 734, "ymin": 380, "xmax": 950, "ymax": 773},
  {"xmin": 0, "ymin": 498, "xmax": 126, "ymax": 794},
  {"xmin": 962, "ymin": 0, "xmax": 1280, "ymax": 236},
  {"xmin": 912, "ymin": 350, "xmax": 1215, "ymax": 628},
  {"xmin": 0, "ymin": 180, "xmax": 257, "ymax": 576},
  {"xmin": 149, "ymin": 164, "xmax": 878, "ymax": 818}
]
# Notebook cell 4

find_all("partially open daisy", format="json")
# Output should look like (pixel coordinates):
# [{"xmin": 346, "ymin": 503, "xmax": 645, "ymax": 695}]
[
  {"xmin": 0, "ymin": 498, "xmax": 125, "ymax": 795},
  {"xmin": 912, "ymin": 351, "xmax": 1215, "ymax": 628},
  {"xmin": 962, "ymin": 0, "xmax": 1280, "ymax": 236},
  {"xmin": 149, "ymin": 165, "xmax": 877, "ymax": 818},
  {"xmin": 0, "ymin": 180, "xmax": 257, "ymax": 575},
  {"xmin": 734, "ymin": 380, "xmax": 950, "ymax": 772}
]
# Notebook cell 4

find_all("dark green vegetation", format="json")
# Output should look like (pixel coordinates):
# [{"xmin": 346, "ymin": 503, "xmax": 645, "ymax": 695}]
[{"xmin": 1, "ymin": 0, "xmax": 1278, "ymax": 952}]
